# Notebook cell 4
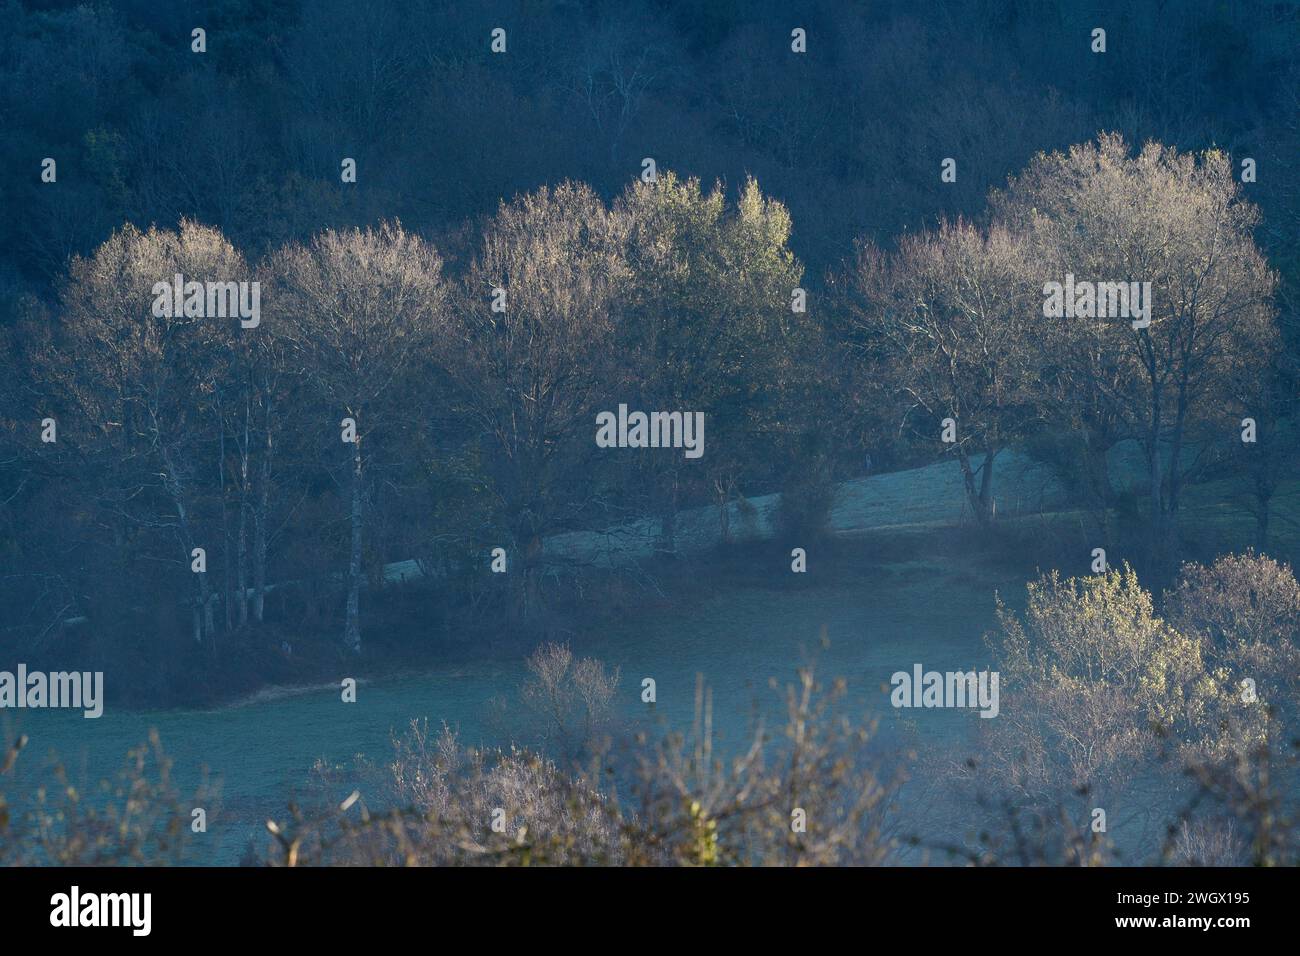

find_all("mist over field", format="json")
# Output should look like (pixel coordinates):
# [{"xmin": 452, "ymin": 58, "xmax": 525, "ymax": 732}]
[{"xmin": 1, "ymin": 0, "xmax": 1298, "ymax": 868}]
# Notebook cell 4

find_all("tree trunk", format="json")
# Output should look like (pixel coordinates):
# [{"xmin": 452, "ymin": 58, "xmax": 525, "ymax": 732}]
[
  {"xmin": 1254, "ymin": 465, "xmax": 1272, "ymax": 552},
  {"xmin": 1140, "ymin": 344, "xmax": 1171, "ymax": 575},
  {"xmin": 1082, "ymin": 437, "xmax": 1113, "ymax": 532},
  {"xmin": 344, "ymin": 435, "xmax": 363, "ymax": 654},
  {"xmin": 659, "ymin": 473, "xmax": 679, "ymax": 555},
  {"xmin": 715, "ymin": 476, "xmax": 731, "ymax": 542},
  {"xmin": 219, "ymin": 416, "xmax": 233, "ymax": 633},
  {"xmin": 1166, "ymin": 383, "xmax": 1189, "ymax": 522},
  {"xmin": 236, "ymin": 496, "xmax": 249, "ymax": 626},
  {"xmin": 252, "ymin": 503, "xmax": 267, "ymax": 623},
  {"xmin": 221, "ymin": 512, "xmax": 233, "ymax": 632},
  {"xmin": 161, "ymin": 443, "xmax": 213, "ymax": 646},
  {"xmin": 978, "ymin": 449, "xmax": 997, "ymax": 522},
  {"xmin": 202, "ymin": 581, "xmax": 215, "ymax": 641},
  {"xmin": 253, "ymin": 404, "xmax": 272, "ymax": 623},
  {"xmin": 524, "ymin": 531, "xmax": 543, "ymax": 617},
  {"xmin": 236, "ymin": 404, "xmax": 250, "ymax": 627},
  {"xmin": 1147, "ymin": 447, "xmax": 1180, "ymax": 580},
  {"xmin": 956, "ymin": 447, "xmax": 992, "ymax": 527}
]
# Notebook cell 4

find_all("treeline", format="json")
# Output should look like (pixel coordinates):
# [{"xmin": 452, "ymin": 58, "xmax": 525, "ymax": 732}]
[
  {"xmin": 0, "ymin": 133, "xmax": 1292, "ymax": 700},
  {"xmin": 846, "ymin": 135, "xmax": 1290, "ymax": 570},
  {"xmin": 0, "ymin": 174, "xmax": 834, "ymax": 684},
  {"xmin": 2, "ymin": 0, "xmax": 1299, "ymax": 699}
]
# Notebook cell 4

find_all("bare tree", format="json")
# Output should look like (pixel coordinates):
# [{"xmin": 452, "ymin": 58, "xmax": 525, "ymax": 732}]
[
  {"xmin": 851, "ymin": 219, "xmax": 1040, "ymax": 526},
  {"xmin": 441, "ymin": 183, "xmax": 630, "ymax": 620},
  {"xmin": 267, "ymin": 222, "xmax": 448, "ymax": 653},
  {"xmin": 45, "ymin": 221, "xmax": 251, "ymax": 647},
  {"xmin": 994, "ymin": 134, "xmax": 1278, "ymax": 569}
]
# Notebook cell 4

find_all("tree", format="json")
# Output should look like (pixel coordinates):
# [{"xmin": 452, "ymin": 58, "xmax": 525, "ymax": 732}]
[
  {"xmin": 1165, "ymin": 550, "xmax": 1300, "ymax": 750},
  {"xmin": 216, "ymin": 290, "xmax": 296, "ymax": 628},
  {"xmin": 985, "ymin": 555, "xmax": 1297, "ymax": 835},
  {"xmin": 618, "ymin": 173, "xmax": 811, "ymax": 547},
  {"xmin": 42, "ymin": 221, "xmax": 251, "ymax": 647},
  {"xmin": 993, "ymin": 134, "xmax": 1278, "ymax": 569},
  {"xmin": 267, "ymin": 221, "xmax": 447, "ymax": 653},
  {"xmin": 985, "ymin": 566, "xmax": 1220, "ymax": 819},
  {"xmin": 851, "ymin": 219, "xmax": 1039, "ymax": 526},
  {"xmin": 440, "ymin": 182, "xmax": 630, "ymax": 620},
  {"xmin": 519, "ymin": 641, "xmax": 621, "ymax": 765}
]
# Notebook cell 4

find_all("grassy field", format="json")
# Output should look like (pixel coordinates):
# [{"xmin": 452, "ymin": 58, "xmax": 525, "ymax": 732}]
[{"xmin": 9, "ymin": 444, "xmax": 1292, "ymax": 865}]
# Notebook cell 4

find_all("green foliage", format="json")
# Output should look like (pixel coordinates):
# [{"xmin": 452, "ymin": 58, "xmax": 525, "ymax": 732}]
[{"xmin": 988, "ymin": 555, "xmax": 1298, "ymax": 808}]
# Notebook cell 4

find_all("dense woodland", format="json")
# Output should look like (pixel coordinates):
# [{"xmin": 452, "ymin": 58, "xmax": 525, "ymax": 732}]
[{"xmin": 2, "ymin": 0, "xmax": 1299, "ymax": 709}]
